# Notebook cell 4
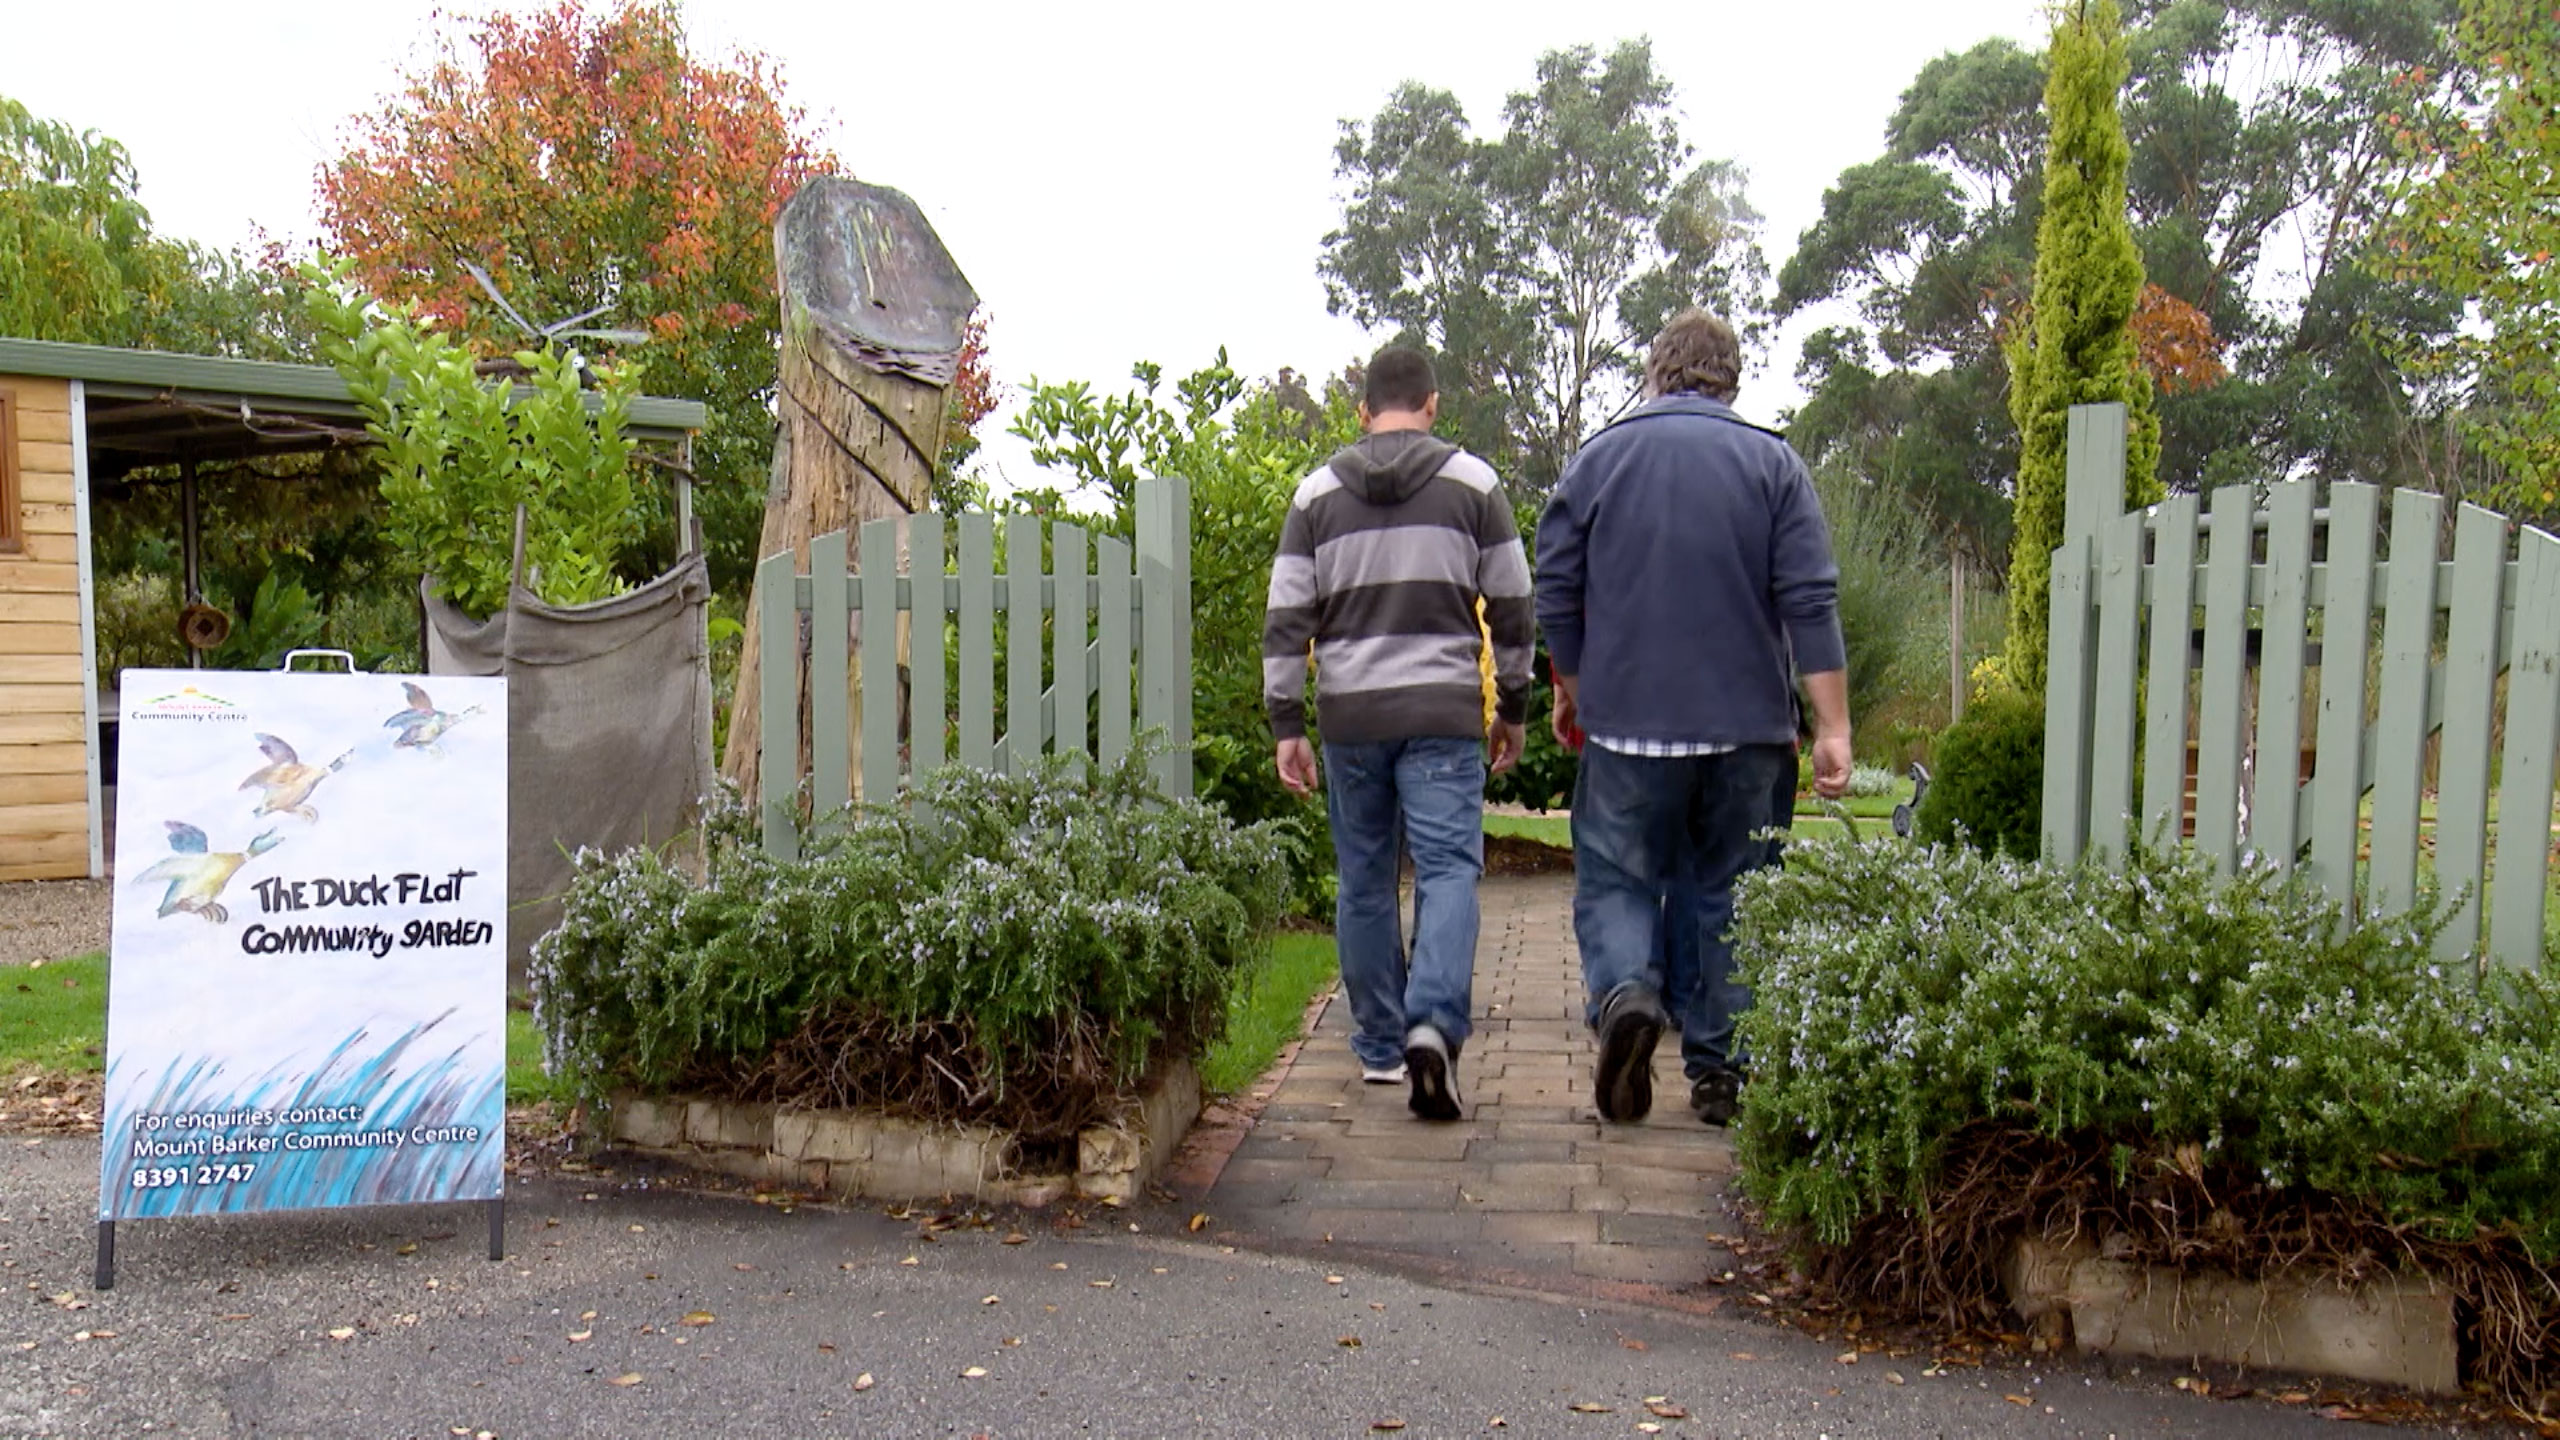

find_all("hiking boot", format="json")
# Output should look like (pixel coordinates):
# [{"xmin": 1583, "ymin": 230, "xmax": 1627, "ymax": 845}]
[
  {"xmin": 1593, "ymin": 983, "xmax": 1667, "ymax": 1123},
  {"xmin": 1360, "ymin": 1060, "xmax": 1409, "ymax": 1085},
  {"xmin": 1689, "ymin": 1068, "xmax": 1744, "ymax": 1128},
  {"xmin": 1403, "ymin": 1024, "xmax": 1464, "ymax": 1122}
]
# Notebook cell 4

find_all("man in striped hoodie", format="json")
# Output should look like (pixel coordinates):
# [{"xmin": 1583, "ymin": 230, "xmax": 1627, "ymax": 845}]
[{"xmin": 1264, "ymin": 346, "xmax": 1533, "ymax": 1121}]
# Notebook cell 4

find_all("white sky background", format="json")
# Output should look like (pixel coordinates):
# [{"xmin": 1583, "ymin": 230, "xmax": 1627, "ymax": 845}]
[{"xmin": 1, "ymin": 0, "xmax": 2048, "ymax": 488}]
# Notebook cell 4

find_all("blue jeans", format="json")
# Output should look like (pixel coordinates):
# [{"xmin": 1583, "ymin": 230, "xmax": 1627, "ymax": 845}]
[
  {"xmin": 1657, "ymin": 751, "xmax": 1796, "ymax": 1078},
  {"xmin": 1575, "ymin": 744, "xmax": 1794, "ymax": 1071},
  {"xmin": 1326, "ymin": 736, "xmax": 1486, "ymax": 1069}
]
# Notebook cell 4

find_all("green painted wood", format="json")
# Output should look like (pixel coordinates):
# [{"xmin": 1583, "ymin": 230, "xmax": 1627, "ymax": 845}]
[
  {"xmin": 2141, "ymin": 494, "xmax": 2200, "ymax": 843},
  {"xmin": 1053, "ymin": 523, "xmax": 1089, "ymax": 762},
  {"xmin": 1006, "ymin": 515, "xmax": 1045, "ymax": 771},
  {"xmin": 2062, "ymin": 404, "xmax": 2129, "ymax": 544},
  {"xmin": 2433, "ymin": 503, "xmax": 2507, "ymax": 959},
  {"xmin": 2491, "ymin": 526, "xmax": 2560, "ymax": 968},
  {"xmin": 859, "ymin": 519, "xmax": 900, "ymax": 807},
  {"xmin": 2307, "ymin": 484, "xmax": 2380, "ymax": 901},
  {"xmin": 2249, "ymin": 481, "xmax": 2316, "ymax": 868},
  {"xmin": 909, "ymin": 515, "xmax": 948, "ymax": 777},
  {"xmin": 808, "ymin": 529, "xmax": 851, "ymax": 825},
  {"xmin": 2088, "ymin": 511, "xmax": 2146, "ymax": 864},
  {"xmin": 2039, "ymin": 535, "xmax": 2095, "ymax": 864},
  {"xmin": 2369, "ymin": 490, "xmax": 2444, "ymax": 917},
  {"xmin": 1097, "ymin": 534, "xmax": 1133, "ymax": 767},
  {"xmin": 2193, "ymin": 484, "xmax": 2255, "ymax": 873},
  {"xmin": 756, "ymin": 548, "xmax": 800, "ymax": 860},
  {"xmin": 958, "ymin": 514, "xmax": 995, "ymax": 771},
  {"xmin": 1134, "ymin": 476, "xmax": 1194, "ymax": 798}
]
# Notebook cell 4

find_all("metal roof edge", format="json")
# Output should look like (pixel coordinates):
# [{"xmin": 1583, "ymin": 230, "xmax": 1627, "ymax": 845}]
[{"xmin": 0, "ymin": 336, "xmax": 709, "ymax": 436}]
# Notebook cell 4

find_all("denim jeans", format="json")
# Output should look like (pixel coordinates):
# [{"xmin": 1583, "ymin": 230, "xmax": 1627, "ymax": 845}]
[
  {"xmin": 1574, "ymin": 743, "xmax": 1794, "ymax": 1071},
  {"xmin": 1326, "ymin": 735, "xmax": 1486, "ymax": 1069},
  {"xmin": 1657, "ymin": 749, "xmax": 1797, "ymax": 1079}
]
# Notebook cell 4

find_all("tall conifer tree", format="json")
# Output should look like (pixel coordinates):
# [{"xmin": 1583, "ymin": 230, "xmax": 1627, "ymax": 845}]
[{"xmin": 2004, "ymin": 0, "xmax": 2161, "ymax": 692}]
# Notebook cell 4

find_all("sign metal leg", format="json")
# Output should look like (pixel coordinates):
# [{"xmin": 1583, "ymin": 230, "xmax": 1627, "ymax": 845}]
[
  {"xmin": 486, "ymin": 1197, "xmax": 504, "ymax": 1263},
  {"xmin": 94, "ymin": 1221, "xmax": 116, "ymax": 1291}
]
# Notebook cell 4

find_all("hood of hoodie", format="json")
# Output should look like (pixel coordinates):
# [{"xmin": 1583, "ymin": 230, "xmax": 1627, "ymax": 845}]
[{"xmin": 1326, "ymin": 430, "xmax": 1458, "ymax": 506}]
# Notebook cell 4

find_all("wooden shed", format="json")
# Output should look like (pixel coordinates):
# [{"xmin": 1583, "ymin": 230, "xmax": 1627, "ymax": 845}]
[{"xmin": 0, "ymin": 338, "xmax": 705, "ymax": 881}]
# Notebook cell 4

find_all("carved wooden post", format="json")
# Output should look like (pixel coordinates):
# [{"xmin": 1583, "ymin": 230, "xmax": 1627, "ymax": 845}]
[{"xmin": 723, "ymin": 178, "xmax": 977, "ymax": 804}]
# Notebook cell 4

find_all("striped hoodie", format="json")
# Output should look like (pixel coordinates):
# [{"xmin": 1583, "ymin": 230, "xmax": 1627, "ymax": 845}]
[{"xmin": 1263, "ymin": 430, "xmax": 1534, "ymax": 744}]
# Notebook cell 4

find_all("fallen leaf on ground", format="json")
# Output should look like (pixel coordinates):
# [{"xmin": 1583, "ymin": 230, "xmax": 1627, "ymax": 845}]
[
  {"xmin": 1325, "ymin": 1275, "xmax": 1345, "ymax": 1285},
  {"xmin": 732, "ymin": 1263, "xmax": 754, "ymax": 1271},
  {"xmin": 852, "ymin": 1373, "xmax": 875, "ymax": 1392},
  {"xmin": 1622, "ymin": 1337, "xmax": 1648, "ymax": 1351},
  {"xmin": 1189, "ymin": 1214, "xmax": 1210, "ymax": 1232},
  {"xmin": 1567, "ymin": 1401, "xmax": 1613, "ymax": 1413},
  {"xmin": 1336, "ymin": 1335, "xmax": 1362, "ymax": 1348},
  {"xmin": 1729, "ymin": 1352, "xmax": 1758, "ymax": 1361},
  {"xmin": 626, "ymin": 1226, "xmax": 644, "ymax": 1234},
  {"xmin": 680, "ymin": 1311, "xmax": 715, "ymax": 1327},
  {"xmin": 1836, "ymin": 1351, "xmax": 1858, "ymax": 1364},
  {"xmin": 1488, "ymin": 1418, "xmax": 1505, "ymax": 1429},
  {"xmin": 2272, "ymin": 1390, "xmax": 2311, "ymax": 1404},
  {"xmin": 817, "ymin": 1343, "xmax": 836, "ymax": 1353},
  {"xmin": 1002, "ymin": 1232, "xmax": 1028, "ymax": 1245},
  {"xmin": 899, "ymin": 1256, "xmax": 919, "ymax": 1267},
  {"xmin": 1644, "ymin": 1400, "xmax": 1687, "ymax": 1418},
  {"xmin": 1089, "ymin": 1280, "xmax": 1114, "ymax": 1289},
  {"xmin": 960, "ymin": 1366, "xmax": 987, "ymax": 1379},
  {"xmin": 1637, "ymin": 1424, "xmax": 1663, "ymax": 1435},
  {"xmin": 397, "ymin": 1242, "xmax": 419, "ymax": 1255},
  {"xmin": 2005, "ymin": 1394, "xmax": 2033, "ymax": 1406},
  {"xmin": 219, "ymin": 1312, "xmax": 251, "ymax": 1322},
  {"xmin": 1002, "ymin": 1336, "xmax": 1022, "ymax": 1347},
  {"xmin": 981, "ymin": 1295, "xmax": 1000, "ymax": 1306},
  {"xmin": 609, "ymin": 1373, "xmax": 643, "ymax": 1387},
  {"xmin": 1370, "ymin": 1421, "xmax": 1405, "ymax": 1432},
  {"xmin": 567, "ymin": 1330, "xmax": 592, "ymax": 1342},
  {"xmin": 326, "ymin": 1328, "xmax": 356, "ymax": 1341},
  {"xmin": 1884, "ymin": 1372, "xmax": 1906, "ymax": 1386}
]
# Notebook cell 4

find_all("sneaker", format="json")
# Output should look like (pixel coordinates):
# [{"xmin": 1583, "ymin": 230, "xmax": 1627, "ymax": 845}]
[
  {"xmin": 1403, "ymin": 1024, "xmax": 1464, "ymax": 1122},
  {"xmin": 1360, "ymin": 1061, "xmax": 1409, "ymax": 1085},
  {"xmin": 1593, "ymin": 983, "xmax": 1667, "ymax": 1123},
  {"xmin": 1689, "ymin": 1068, "xmax": 1743, "ymax": 1128}
]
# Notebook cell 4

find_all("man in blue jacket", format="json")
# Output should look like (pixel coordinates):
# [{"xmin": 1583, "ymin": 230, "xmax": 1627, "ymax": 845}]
[{"xmin": 1534, "ymin": 310, "xmax": 1852, "ymax": 1125}]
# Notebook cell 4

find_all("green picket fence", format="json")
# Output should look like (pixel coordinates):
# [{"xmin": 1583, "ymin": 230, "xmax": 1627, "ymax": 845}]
[
  {"xmin": 2042, "ymin": 404, "xmax": 2559, "ymax": 971},
  {"xmin": 755, "ymin": 476, "xmax": 1193, "ymax": 857}
]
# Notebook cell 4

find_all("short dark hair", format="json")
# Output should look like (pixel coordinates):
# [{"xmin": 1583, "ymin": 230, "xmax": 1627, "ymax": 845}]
[
  {"xmin": 1646, "ymin": 310, "xmax": 1742, "ymax": 402},
  {"xmin": 1364, "ymin": 345, "xmax": 1437, "ymax": 415}
]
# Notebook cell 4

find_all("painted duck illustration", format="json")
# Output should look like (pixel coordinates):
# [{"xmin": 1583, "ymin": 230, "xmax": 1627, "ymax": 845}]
[
  {"xmin": 240, "ymin": 733, "xmax": 353, "ymax": 822},
  {"xmin": 383, "ymin": 682, "xmax": 484, "ymax": 755},
  {"xmin": 134, "ymin": 821, "xmax": 280, "ymax": 923}
]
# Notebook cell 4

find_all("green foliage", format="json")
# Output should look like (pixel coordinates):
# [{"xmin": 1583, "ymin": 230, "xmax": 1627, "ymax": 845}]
[
  {"xmin": 1321, "ymin": 39, "xmax": 1768, "ymax": 496},
  {"xmin": 0, "ymin": 953, "xmax": 107, "ymax": 1074},
  {"xmin": 1845, "ymin": 764, "xmax": 1902, "ymax": 800},
  {"xmin": 1816, "ymin": 461, "xmax": 1957, "ymax": 746},
  {"xmin": 1783, "ymin": 4, "xmax": 2473, "ymax": 567},
  {"xmin": 2386, "ymin": 0, "xmax": 2560, "ymax": 510},
  {"xmin": 1913, "ymin": 688, "xmax": 2045, "ymax": 858},
  {"xmin": 1732, "ymin": 839, "xmax": 2560, "ymax": 1263},
  {"xmin": 1012, "ymin": 354, "xmax": 1359, "ymax": 913},
  {"xmin": 205, "ymin": 570, "xmax": 327, "ymax": 671},
  {"xmin": 532, "ymin": 749, "xmax": 1289, "ymax": 1136},
  {"xmin": 1198, "ymin": 933, "xmax": 1341, "ymax": 1096},
  {"xmin": 2005, "ymin": 0, "xmax": 2162, "ymax": 694},
  {"xmin": 304, "ymin": 264, "xmax": 645, "ymax": 620}
]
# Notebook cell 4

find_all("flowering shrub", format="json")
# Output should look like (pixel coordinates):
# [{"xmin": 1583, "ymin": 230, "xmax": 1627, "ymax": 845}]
[
  {"xmin": 532, "ymin": 748, "xmax": 1289, "ymax": 1138},
  {"xmin": 1734, "ymin": 836, "xmax": 2560, "ymax": 1255}
]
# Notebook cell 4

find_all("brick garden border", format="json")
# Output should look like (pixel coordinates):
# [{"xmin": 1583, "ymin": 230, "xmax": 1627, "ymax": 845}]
[{"xmin": 605, "ymin": 1060, "xmax": 1201, "ymax": 1207}]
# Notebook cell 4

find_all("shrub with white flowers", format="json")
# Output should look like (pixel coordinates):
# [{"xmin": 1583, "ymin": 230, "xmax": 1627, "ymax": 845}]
[{"xmin": 531, "ymin": 746, "xmax": 1291, "ymax": 1138}]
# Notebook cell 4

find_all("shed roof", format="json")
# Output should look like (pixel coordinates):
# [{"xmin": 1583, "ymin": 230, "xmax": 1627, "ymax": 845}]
[{"xmin": 0, "ymin": 336, "xmax": 708, "ymax": 482}]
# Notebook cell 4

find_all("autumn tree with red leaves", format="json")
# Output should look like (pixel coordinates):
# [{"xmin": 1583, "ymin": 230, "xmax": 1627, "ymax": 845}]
[{"xmin": 318, "ymin": 0, "xmax": 989, "ymax": 589}]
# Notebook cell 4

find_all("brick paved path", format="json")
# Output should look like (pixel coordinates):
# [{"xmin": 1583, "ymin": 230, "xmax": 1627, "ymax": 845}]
[{"xmin": 1190, "ymin": 874, "xmax": 1745, "ymax": 1305}]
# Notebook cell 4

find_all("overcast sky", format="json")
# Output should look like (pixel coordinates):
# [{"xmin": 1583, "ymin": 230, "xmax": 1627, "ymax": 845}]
[{"xmin": 2, "ymin": 0, "xmax": 2047, "ymax": 485}]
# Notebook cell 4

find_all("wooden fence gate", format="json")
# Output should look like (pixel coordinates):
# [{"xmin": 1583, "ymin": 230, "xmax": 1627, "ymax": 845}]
[
  {"xmin": 2042, "ymin": 404, "xmax": 2559, "ymax": 970},
  {"xmin": 754, "ymin": 476, "xmax": 1192, "ymax": 857}
]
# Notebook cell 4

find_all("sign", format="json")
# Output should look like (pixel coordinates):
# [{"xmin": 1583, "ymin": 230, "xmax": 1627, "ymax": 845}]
[{"xmin": 99, "ymin": 670, "xmax": 508, "ymax": 1223}]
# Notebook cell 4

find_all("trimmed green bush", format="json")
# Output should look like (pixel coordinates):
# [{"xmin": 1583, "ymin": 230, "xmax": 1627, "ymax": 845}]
[
  {"xmin": 532, "ymin": 748, "xmax": 1289, "ymax": 1138},
  {"xmin": 1914, "ymin": 689, "xmax": 2044, "ymax": 857}
]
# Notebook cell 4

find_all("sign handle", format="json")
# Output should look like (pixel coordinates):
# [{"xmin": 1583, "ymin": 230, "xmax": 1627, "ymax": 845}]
[
  {"xmin": 94, "ymin": 1221, "xmax": 115, "ymax": 1290},
  {"xmin": 278, "ymin": 649, "xmax": 357, "ymax": 673},
  {"xmin": 487, "ymin": 1197, "xmax": 505, "ymax": 1262}
]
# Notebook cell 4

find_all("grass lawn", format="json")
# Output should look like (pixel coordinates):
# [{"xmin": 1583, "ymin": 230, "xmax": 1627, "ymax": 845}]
[
  {"xmin": 506, "ymin": 1010, "xmax": 578, "ymax": 1107},
  {"xmin": 1200, "ymin": 932, "xmax": 1339, "ymax": 1096},
  {"xmin": 1485, "ymin": 812, "xmax": 1573, "ymax": 849},
  {"xmin": 1, "ymin": 953, "xmax": 106, "ymax": 1074}
]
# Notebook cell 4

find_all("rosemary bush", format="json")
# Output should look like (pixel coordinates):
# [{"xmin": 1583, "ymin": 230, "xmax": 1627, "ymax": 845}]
[
  {"xmin": 531, "ymin": 749, "xmax": 1290, "ymax": 1137},
  {"xmin": 1733, "ymin": 837, "xmax": 2560, "ymax": 1259}
]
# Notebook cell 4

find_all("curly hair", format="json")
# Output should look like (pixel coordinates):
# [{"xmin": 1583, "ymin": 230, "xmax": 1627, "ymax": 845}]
[{"xmin": 1645, "ymin": 310, "xmax": 1742, "ymax": 402}]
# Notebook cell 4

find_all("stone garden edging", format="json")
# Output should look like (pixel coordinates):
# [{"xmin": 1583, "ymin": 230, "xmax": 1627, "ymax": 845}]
[
  {"xmin": 2005, "ymin": 1237, "xmax": 2459, "ymax": 1394},
  {"xmin": 604, "ymin": 1060, "xmax": 1202, "ymax": 1207}
]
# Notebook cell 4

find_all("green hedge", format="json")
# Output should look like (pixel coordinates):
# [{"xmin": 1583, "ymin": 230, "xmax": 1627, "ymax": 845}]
[{"xmin": 1913, "ymin": 688, "xmax": 2044, "ymax": 857}]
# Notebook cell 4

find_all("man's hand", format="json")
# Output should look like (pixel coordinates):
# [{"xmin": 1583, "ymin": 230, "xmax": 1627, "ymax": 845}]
[
  {"xmin": 1549, "ymin": 672, "xmax": 1580, "ymax": 749},
  {"xmin": 1489, "ymin": 721, "xmax": 1527, "ymax": 776},
  {"xmin": 1810, "ymin": 731, "xmax": 1854, "ymax": 801},
  {"xmin": 1275, "ymin": 737, "xmax": 1321, "ymax": 796}
]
